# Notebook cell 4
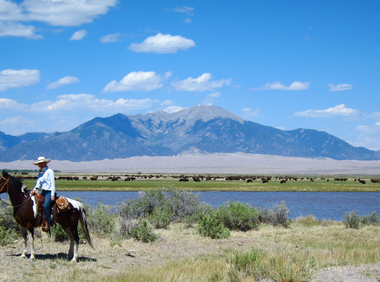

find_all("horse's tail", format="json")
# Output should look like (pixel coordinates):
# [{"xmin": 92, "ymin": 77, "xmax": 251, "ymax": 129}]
[{"xmin": 78, "ymin": 203, "xmax": 95, "ymax": 249}]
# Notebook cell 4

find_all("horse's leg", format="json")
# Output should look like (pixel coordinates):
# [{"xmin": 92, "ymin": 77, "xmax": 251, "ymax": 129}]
[
  {"xmin": 64, "ymin": 227, "xmax": 79, "ymax": 262},
  {"xmin": 20, "ymin": 227, "xmax": 28, "ymax": 258},
  {"xmin": 21, "ymin": 226, "xmax": 35, "ymax": 260},
  {"xmin": 28, "ymin": 227, "xmax": 35, "ymax": 260},
  {"xmin": 72, "ymin": 228, "xmax": 80, "ymax": 262}
]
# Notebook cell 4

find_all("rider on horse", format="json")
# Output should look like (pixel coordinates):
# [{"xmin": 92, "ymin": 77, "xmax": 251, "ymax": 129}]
[{"xmin": 30, "ymin": 156, "xmax": 56, "ymax": 233}]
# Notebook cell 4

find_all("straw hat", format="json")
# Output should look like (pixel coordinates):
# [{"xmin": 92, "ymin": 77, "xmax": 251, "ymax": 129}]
[{"xmin": 33, "ymin": 156, "xmax": 51, "ymax": 165}]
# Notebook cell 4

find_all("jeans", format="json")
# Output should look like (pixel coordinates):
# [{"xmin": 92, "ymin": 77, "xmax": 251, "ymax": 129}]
[{"xmin": 41, "ymin": 190, "xmax": 52, "ymax": 225}]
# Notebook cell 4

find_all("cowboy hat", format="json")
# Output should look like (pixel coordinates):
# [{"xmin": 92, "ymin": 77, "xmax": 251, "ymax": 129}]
[{"xmin": 33, "ymin": 156, "xmax": 51, "ymax": 165}]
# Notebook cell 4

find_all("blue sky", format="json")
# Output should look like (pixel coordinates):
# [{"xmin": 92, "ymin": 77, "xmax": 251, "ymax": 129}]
[{"xmin": 1, "ymin": 0, "xmax": 380, "ymax": 150}]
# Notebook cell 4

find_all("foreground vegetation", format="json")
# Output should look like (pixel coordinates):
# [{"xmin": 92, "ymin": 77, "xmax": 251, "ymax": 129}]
[{"xmin": 1, "ymin": 187, "xmax": 380, "ymax": 281}]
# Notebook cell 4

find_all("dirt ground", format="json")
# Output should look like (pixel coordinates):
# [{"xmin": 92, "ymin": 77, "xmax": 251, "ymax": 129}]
[{"xmin": 1, "ymin": 226, "xmax": 380, "ymax": 282}]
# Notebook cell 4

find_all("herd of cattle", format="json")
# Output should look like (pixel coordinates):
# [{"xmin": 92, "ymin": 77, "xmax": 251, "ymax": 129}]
[{"xmin": 14, "ymin": 173, "xmax": 380, "ymax": 184}]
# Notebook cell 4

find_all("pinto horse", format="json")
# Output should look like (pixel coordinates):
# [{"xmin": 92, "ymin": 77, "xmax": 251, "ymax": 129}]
[{"xmin": 0, "ymin": 171, "xmax": 94, "ymax": 261}]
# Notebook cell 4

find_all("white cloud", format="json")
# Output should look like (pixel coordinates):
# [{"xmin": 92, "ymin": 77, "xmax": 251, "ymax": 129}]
[
  {"xmin": 0, "ymin": 0, "xmax": 117, "ymax": 39},
  {"xmin": 163, "ymin": 106, "xmax": 185, "ymax": 114},
  {"xmin": 0, "ymin": 21, "xmax": 43, "ymax": 39},
  {"xmin": 128, "ymin": 33, "xmax": 195, "ymax": 54},
  {"xmin": 103, "ymin": 71, "xmax": 172, "ymax": 93},
  {"xmin": 355, "ymin": 125, "xmax": 371, "ymax": 132},
  {"xmin": 0, "ymin": 69, "xmax": 40, "ymax": 91},
  {"xmin": 0, "ymin": 0, "xmax": 23, "ymax": 21},
  {"xmin": 252, "ymin": 81, "xmax": 310, "ymax": 91},
  {"xmin": 364, "ymin": 112, "xmax": 380, "ymax": 120},
  {"xmin": 165, "ymin": 6, "xmax": 194, "ymax": 15},
  {"xmin": 171, "ymin": 73, "xmax": 231, "ymax": 92},
  {"xmin": 0, "ymin": 116, "xmax": 32, "ymax": 125},
  {"xmin": 100, "ymin": 32, "xmax": 121, "ymax": 43},
  {"xmin": 351, "ymin": 126, "xmax": 380, "ymax": 150},
  {"xmin": 160, "ymin": 100, "xmax": 174, "ymax": 106},
  {"xmin": 241, "ymin": 108, "xmax": 261, "ymax": 118},
  {"xmin": 47, "ymin": 76, "xmax": 79, "ymax": 89},
  {"xmin": 29, "ymin": 94, "xmax": 159, "ymax": 112},
  {"xmin": 207, "ymin": 92, "xmax": 221, "ymax": 98},
  {"xmin": 172, "ymin": 6, "xmax": 194, "ymax": 15},
  {"xmin": 0, "ymin": 0, "xmax": 118, "ymax": 27},
  {"xmin": 356, "ymin": 122, "xmax": 380, "ymax": 133},
  {"xmin": 294, "ymin": 104, "xmax": 358, "ymax": 117},
  {"xmin": 183, "ymin": 18, "xmax": 192, "ymax": 23},
  {"xmin": 0, "ymin": 98, "xmax": 28, "ymax": 109},
  {"xmin": 70, "ymin": 29, "xmax": 87, "ymax": 40},
  {"xmin": 202, "ymin": 92, "xmax": 221, "ymax": 106},
  {"xmin": 327, "ymin": 83, "xmax": 353, "ymax": 91},
  {"xmin": 0, "ymin": 95, "xmax": 160, "ymax": 113}
]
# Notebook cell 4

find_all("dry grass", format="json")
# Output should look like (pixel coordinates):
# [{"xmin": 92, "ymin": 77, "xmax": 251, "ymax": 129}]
[{"xmin": 1, "ymin": 219, "xmax": 380, "ymax": 282}]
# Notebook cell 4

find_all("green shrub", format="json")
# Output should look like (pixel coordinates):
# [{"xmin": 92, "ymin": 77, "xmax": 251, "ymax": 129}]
[
  {"xmin": 181, "ymin": 214, "xmax": 201, "ymax": 228},
  {"xmin": 215, "ymin": 201, "xmax": 259, "ymax": 231},
  {"xmin": 361, "ymin": 211, "xmax": 379, "ymax": 226},
  {"xmin": 344, "ymin": 211, "xmax": 380, "ymax": 229},
  {"xmin": 0, "ymin": 226, "xmax": 18, "ymax": 246},
  {"xmin": 51, "ymin": 224, "xmax": 68, "ymax": 242},
  {"xmin": 87, "ymin": 203, "xmax": 117, "ymax": 237},
  {"xmin": 130, "ymin": 219, "xmax": 157, "ymax": 243},
  {"xmin": 118, "ymin": 190, "xmax": 167, "ymax": 220},
  {"xmin": 344, "ymin": 211, "xmax": 361, "ymax": 229},
  {"xmin": 0, "ymin": 203, "xmax": 18, "ymax": 230},
  {"xmin": 197, "ymin": 212, "xmax": 230, "ymax": 239},
  {"xmin": 148, "ymin": 206, "xmax": 173, "ymax": 229},
  {"xmin": 0, "ymin": 203, "xmax": 19, "ymax": 245},
  {"xmin": 164, "ymin": 187, "xmax": 211, "ymax": 222},
  {"xmin": 117, "ymin": 187, "xmax": 211, "ymax": 230},
  {"xmin": 259, "ymin": 201, "xmax": 290, "ymax": 228}
]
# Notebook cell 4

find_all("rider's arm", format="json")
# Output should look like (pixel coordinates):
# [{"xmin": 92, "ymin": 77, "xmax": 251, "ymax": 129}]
[
  {"xmin": 46, "ymin": 169, "xmax": 56, "ymax": 196},
  {"xmin": 32, "ymin": 179, "xmax": 40, "ymax": 194}
]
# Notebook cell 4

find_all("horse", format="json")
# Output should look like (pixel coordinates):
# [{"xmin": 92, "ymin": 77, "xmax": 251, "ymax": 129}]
[{"xmin": 0, "ymin": 171, "xmax": 94, "ymax": 262}]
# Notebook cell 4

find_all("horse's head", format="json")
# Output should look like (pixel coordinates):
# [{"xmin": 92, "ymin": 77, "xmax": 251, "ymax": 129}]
[
  {"xmin": 0, "ymin": 171, "xmax": 11, "ymax": 194},
  {"xmin": 1, "ymin": 171, "xmax": 23, "ymax": 194}
]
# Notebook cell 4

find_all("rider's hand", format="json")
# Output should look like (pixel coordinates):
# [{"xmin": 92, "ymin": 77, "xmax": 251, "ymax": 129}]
[
  {"xmin": 51, "ymin": 195, "xmax": 55, "ymax": 201},
  {"xmin": 31, "ymin": 190, "xmax": 35, "ymax": 195}
]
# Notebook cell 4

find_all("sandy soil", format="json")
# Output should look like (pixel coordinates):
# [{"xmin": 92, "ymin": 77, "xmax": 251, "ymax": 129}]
[
  {"xmin": 1, "ymin": 227, "xmax": 380, "ymax": 282},
  {"xmin": 2, "ymin": 153, "xmax": 380, "ymax": 175}
]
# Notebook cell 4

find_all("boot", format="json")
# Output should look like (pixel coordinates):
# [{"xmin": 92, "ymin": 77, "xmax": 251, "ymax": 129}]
[{"xmin": 41, "ymin": 221, "xmax": 50, "ymax": 233}]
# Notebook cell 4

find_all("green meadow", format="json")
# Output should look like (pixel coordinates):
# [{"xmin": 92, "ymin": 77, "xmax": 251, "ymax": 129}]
[{"xmin": 20, "ymin": 174, "xmax": 380, "ymax": 192}]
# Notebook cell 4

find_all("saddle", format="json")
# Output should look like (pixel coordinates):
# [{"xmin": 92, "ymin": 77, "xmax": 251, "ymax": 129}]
[{"xmin": 32, "ymin": 192, "xmax": 71, "ymax": 227}]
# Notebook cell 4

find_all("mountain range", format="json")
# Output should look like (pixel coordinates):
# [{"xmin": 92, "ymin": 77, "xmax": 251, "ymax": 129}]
[{"xmin": 1, "ymin": 105, "xmax": 379, "ymax": 162}]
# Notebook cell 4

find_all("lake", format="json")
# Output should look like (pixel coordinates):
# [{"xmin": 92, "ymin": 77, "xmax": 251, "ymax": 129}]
[{"xmin": 2, "ymin": 191, "xmax": 379, "ymax": 221}]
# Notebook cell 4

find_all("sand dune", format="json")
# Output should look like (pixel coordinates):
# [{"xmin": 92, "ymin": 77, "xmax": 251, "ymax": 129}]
[{"xmin": 1, "ymin": 153, "xmax": 380, "ymax": 175}]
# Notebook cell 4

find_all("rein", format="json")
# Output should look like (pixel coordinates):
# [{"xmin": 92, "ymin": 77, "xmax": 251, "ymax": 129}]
[{"xmin": 0, "ymin": 176, "xmax": 31, "ymax": 208}]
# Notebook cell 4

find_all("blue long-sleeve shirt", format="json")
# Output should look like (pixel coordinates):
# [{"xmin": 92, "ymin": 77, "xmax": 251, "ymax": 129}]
[{"xmin": 33, "ymin": 166, "xmax": 56, "ymax": 195}]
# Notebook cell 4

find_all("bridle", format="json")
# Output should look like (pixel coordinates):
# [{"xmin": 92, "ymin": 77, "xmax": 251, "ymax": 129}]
[
  {"xmin": 0, "ymin": 176, "xmax": 9, "ymax": 194},
  {"xmin": 0, "ymin": 176, "xmax": 31, "ymax": 207}
]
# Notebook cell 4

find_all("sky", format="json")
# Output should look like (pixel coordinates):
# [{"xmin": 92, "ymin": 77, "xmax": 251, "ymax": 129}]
[{"xmin": 1, "ymin": 0, "xmax": 380, "ymax": 150}]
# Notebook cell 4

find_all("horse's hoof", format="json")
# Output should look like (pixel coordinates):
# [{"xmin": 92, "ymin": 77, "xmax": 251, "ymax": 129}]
[
  {"xmin": 20, "ymin": 254, "xmax": 27, "ymax": 258},
  {"xmin": 70, "ymin": 258, "xmax": 78, "ymax": 263},
  {"xmin": 29, "ymin": 256, "xmax": 36, "ymax": 261}
]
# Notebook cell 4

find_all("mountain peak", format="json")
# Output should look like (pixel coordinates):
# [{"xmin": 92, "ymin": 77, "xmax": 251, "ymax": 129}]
[
  {"xmin": 173, "ymin": 105, "xmax": 246, "ymax": 124},
  {"xmin": 134, "ymin": 105, "xmax": 246, "ymax": 124}
]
